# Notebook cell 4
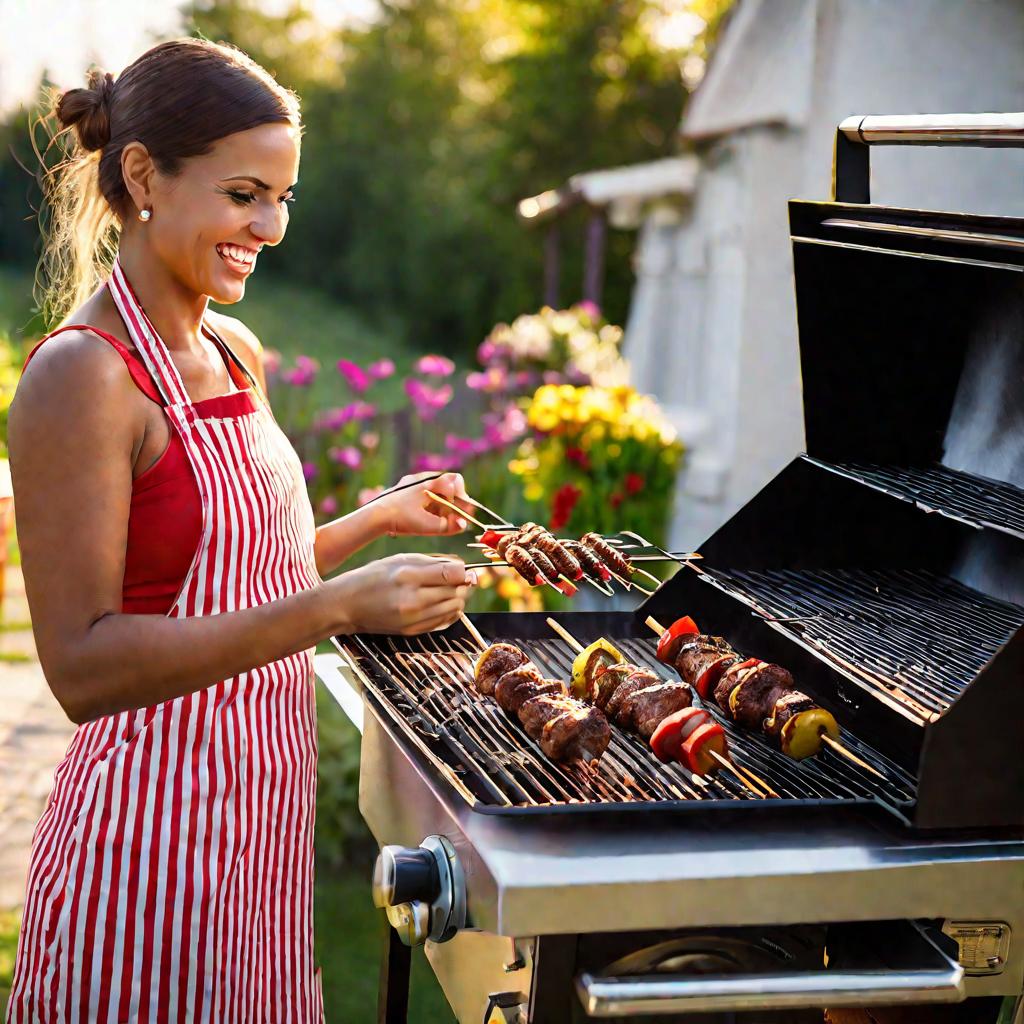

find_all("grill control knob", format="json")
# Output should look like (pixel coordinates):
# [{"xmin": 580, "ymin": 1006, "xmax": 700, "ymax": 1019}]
[
  {"xmin": 372, "ymin": 845, "xmax": 438, "ymax": 908},
  {"xmin": 372, "ymin": 836, "xmax": 466, "ymax": 946}
]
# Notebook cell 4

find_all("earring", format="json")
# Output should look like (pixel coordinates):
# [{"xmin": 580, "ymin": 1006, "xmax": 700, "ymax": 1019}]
[{"xmin": 138, "ymin": 207, "xmax": 152, "ymax": 222}]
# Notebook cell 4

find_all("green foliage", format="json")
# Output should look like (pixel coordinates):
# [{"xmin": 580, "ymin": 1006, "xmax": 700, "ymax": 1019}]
[
  {"xmin": 191, "ymin": 0, "xmax": 692, "ymax": 357},
  {"xmin": 315, "ymin": 684, "xmax": 373, "ymax": 870}
]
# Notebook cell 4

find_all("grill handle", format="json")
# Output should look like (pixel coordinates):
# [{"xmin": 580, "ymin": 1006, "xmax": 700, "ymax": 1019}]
[
  {"xmin": 833, "ymin": 111, "xmax": 1024, "ymax": 203},
  {"xmin": 575, "ymin": 922, "xmax": 964, "ymax": 1017}
]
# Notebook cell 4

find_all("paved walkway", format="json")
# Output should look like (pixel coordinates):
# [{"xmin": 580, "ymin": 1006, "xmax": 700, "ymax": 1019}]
[{"xmin": 0, "ymin": 566, "xmax": 75, "ymax": 911}]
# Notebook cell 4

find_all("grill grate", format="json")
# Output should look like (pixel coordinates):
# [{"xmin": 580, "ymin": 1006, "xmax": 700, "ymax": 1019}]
[
  {"xmin": 340, "ymin": 629, "xmax": 916, "ymax": 819},
  {"xmin": 805, "ymin": 458, "xmax": 1024, "ymax": 540},
  {"xmin": 697, "ymin": 566, "xmax": 1024, "ymax": 721}
]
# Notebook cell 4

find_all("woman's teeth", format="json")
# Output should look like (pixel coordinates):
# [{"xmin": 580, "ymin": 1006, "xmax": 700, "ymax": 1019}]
[{"xmin": 216, "ymin": 244, "xmax": 256, "ymax": 273}]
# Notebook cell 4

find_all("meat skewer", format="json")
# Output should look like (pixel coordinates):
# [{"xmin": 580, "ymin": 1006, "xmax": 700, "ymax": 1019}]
[
  {"xmin": 646, "ymin": 616, "xmax": 884, "ymax": 779},
  {"xmin": 543, "ymin": 619, "xmax": 774, "ymax": 794},
  {"xmin": 463, "ymin": 621, "xmax": 611, "ymax": 765}
]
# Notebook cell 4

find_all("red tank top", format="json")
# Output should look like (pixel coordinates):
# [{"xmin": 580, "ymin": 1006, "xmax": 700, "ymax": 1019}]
[{"xmin": 22, "ymin": 323, "xmax": 252, "ymax": 615}]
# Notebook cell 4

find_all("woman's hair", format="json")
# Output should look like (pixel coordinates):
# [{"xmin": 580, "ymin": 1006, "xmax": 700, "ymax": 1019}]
[{"xmin": 30, "ymin": 36, "xmax": 303, "ymax": 327}]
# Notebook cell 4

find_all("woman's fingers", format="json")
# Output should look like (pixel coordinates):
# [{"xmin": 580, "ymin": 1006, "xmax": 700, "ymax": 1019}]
[{"xmin": 403, "ymin": 598, "xmax": 466, "ymax": 635}]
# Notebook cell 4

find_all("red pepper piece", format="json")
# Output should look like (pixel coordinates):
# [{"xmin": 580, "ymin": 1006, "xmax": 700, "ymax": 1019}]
[
  {"xmin": 481, "ymin": 529, "xmax": 503, "ymax": 549},
  {"xmin": 694, "ymin": 653, "xmax": 736, "ymax": 700},
  {"xmin": 558, "ymin": 578, "xmax": 578, "ymax": 597},
  {"xmin": 649, "ymin": 707, "xmax": 709, "ymax": 763},
  {"xmin": 680, "ymin": 721, "xmax": 729, "ymax": 775},
  {"xmin": 655, "ymin": 615, "xmax": 701, "ymax": 663}
]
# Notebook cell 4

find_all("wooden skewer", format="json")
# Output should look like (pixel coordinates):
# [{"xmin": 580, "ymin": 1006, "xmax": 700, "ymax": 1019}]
[
  {"xmin": 820, "ymin": 734, "xmax": 887, "ymax": 779},
  {"xmin": 642, "ymin": 618, "xmax": 886, "ymax": 780},
  {"xmin": 425, "ymin": 490, "xmax": 487, "ymax": 530},
  {"xmin": 546, "ymin": 617, "xmax": 584, "ymax": 653},
  {"xmin": 460, "ymin": 613, "xmax": 487, "ymax": 652},
  {"xmin": 459, "ymin": 494, "xmax": 513, "ymax": 526},
  {"xmin": 709, "ymin": 750, "xmax": 778, "ymax": 799}
]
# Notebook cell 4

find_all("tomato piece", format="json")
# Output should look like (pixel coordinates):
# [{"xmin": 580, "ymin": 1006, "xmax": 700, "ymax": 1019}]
[
  {"xmin": 680, "ymin": 722, "xmax": 728, "ymax": 775},
  {"xmin": 649, "ymin": 707, "xmax": 708, "ymax": 762},
  {"xmin": 481, "ymin": 529, "xmax": 503, "ymax": 548}
]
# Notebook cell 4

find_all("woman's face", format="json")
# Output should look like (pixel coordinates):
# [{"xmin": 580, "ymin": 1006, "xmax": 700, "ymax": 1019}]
[{"xmin": 134, "ymin": 121, "xmax": 301, "ymax": 303}]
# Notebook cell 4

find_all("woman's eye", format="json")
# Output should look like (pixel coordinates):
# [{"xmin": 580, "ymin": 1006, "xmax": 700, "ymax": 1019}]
[{"xmin": 225, "ymin": 190, "xmax": 296, "ymax": 206}]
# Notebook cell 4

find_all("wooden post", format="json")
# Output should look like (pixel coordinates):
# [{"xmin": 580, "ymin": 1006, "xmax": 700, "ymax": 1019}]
[
  {"xmin": 582, "ymin": 207, "xmax": 607, "ymax": 308},
  {"xmin": 543, "ymin": 223, "xmax": 561, "ymax": 309}
]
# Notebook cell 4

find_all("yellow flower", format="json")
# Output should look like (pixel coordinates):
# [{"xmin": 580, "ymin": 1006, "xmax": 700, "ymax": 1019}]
[{"xmin": 524, "ymin": 481, "xmax": 544, "ymax": 501}]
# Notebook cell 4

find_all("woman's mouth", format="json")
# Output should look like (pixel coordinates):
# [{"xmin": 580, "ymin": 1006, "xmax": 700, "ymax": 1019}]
[{"xmin": 216, "ymin": 243, "xmax": 257, "ymax": 276}]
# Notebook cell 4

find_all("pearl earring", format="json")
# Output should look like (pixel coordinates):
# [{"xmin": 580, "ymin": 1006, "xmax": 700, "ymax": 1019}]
[{"xmin": 139, "ymin": 207, "xmax": 152, "ymax": 222}]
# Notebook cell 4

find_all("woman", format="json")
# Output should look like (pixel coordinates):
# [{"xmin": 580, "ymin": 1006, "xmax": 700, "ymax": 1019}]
[{"xmin": 6, "ymin": 38, "xmax": 476, "ymax": 1023}]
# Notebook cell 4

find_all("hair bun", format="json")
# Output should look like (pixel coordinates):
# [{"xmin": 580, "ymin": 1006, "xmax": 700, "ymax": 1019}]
[{"xmin": 56, "ymin": 68, "xmax": 115, "ymax": 152}]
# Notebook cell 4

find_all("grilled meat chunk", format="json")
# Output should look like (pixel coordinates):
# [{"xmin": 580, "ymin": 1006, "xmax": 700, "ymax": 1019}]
[
  {"xmin": 474, "ymin": 642, "xmax": 527, "ymax": 696},
  {"xmin": 731, "ymin": 663, "xmax": 795, "ymax": 731},
  {"xmin": 564, "ymin": 539, "xmax": 608, "ymax": 582},
  {"xmin": 506, "ymin": 544, "xmax": 542, "ymax": 585},
  {"xmin": 525, "ymin": 545, "xmax": 558, "ymax": 584},
  {"xmin": 591, "ymin": 662, "xmax": 634, "ymax": 710},
  {"xmin": 494, "ymin": 665, "xmax": 565, "ymax": 715},
  {"xmin": 763, "ymin": 691, "xmax": 818, "ymax": 742},
  {"xmin": 532, "ymin": 532, "xmax": 583, "ymax": 580},
  {"xmin": 617, "ymin": 682, "xmax": 693, "ymax": 739},
  {"xmin": 518, "ymin": 693, "xmax": 611, "ymax": 762},
  {"xmin": 604, "ymin": 668, "xmax": 659, "ymax": 719},
  {"xmin": 673, "ymin": 635, "xmax": 733, "ymax": 686},
  {"xmin": 581, "ymin": 532, "xmax": 632, "ymax": 577}
]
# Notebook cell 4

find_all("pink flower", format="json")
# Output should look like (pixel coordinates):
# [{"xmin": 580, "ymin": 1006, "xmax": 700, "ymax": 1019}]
[
  {"xmin": 329, "ymin": 445, "xmax": 363, "ymax": 470},
  {"xmin": 358, "ymin": 485, "xmax": 385, "ymax": 506},
  {"xmin": 283, "ymin": 362, "xmax": 316, "ymax": 387},
  {"xmin": 542, "ymin": 370, "xmax": 563, "ymax": 385},
  {"xmin": 336, "ymin": 358, "xmax": 369, "ymax": 394},
  {"xmin": 319, "ymin": 495, "xmax": 339, "ymax": 516},
  {"xmin": 360, "ymin": 431, "xmax": 380, "ymax": 451},
  {"xmin": 445, "ymin": 434, "xmax": 476, "ymax": 454},
  {"xmin": 466, "ymin": 366, "xmax": 507, "ymax": 393},
  {"xmin": 513, "ymin": 370, "xmax": 535, "ymax": 390},
  {"xmin": 477, "ymin": 339, "xmax": 499, "ymax": 364},
  {"xmin": 368, "ymin": 358, "xmax": 395, "ymax": 380},
  {"xmin": 351, "ymin": 401, "xmax": 377, "ymax": 421},
  {"xmin": 302, "ymin": 461, "xmax": 318, "ymax": 482},
  {"xmin": 262, "ymin": 348, "xmax": 283, "ymax": 376},
  {"xmin": 576, "ymin": 300, "xmax": 601, "ymax": 321},
  {"xmin": 404, "ymin": 378, "xmax": 453, "ymax": 421},
  {"xmin": 415, "ymin": 354, "xmax": 455, "ymax": 377},
  {"xmin": 412, "ymin": 452, "xmax": 455, "ymax": 473},
  {"xmin": 315, "ymin": 406, "xmax": 355, "ymax": 431}
]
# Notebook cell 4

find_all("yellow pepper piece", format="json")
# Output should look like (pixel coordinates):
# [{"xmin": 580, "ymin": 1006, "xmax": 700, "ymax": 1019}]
[
  {"xmin": 571, "ymin": 639, "xmax": 624, "ymax": 700},
  {"xmin": 781, "ymin": 708, "xmax": 840, "ymax": 760}
]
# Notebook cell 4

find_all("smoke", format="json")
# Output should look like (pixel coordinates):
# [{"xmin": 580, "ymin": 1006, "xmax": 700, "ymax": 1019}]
[{"xmin": 943, "ymin": 280, "xmax": 1024, "ymax": 605}]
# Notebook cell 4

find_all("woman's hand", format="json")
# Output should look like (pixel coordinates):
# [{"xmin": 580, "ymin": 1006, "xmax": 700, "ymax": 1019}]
[
  {"xmin": 371, "ymin": 471, "xmax": 475, "ymax": 538},
  {"xmin": 328, "ymin": 553, "xmax": 477, "ymax": 635}
]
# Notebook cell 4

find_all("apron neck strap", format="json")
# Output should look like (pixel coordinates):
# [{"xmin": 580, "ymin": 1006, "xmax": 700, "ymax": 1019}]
[{"xmin": 107, "ymin": 253, "xmax": 193, "ymax": 407}]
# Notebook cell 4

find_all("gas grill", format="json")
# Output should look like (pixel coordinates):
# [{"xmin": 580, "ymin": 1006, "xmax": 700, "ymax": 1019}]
[{"xmin": 317, "ymin": 114, "xmax": 1024, "ymax": 1023}]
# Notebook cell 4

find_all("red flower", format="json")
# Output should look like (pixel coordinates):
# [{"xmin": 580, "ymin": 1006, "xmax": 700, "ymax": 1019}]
[
  {"xmin": 625, "ymin": 472, "xmax": 645, "ymax": 495},
  {"xmin": 566, "ymin": 446, "xmax": 591, "ymax": 470},
  {"xmin": 609, "ymin": 492, "xmax": 624, "ymax": 509},
  {"xmin": 550, "ymin": 483, "xmax": 583, "ymax": 531}
]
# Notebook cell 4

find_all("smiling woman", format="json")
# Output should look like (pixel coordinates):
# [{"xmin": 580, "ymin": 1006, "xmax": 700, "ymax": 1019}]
[{"xmin": 6, "ymin": 35, "xmax": 478, "ymax": 1024}]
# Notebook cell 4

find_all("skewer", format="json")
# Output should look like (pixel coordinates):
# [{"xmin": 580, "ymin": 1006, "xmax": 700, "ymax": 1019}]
[
  {"xmin": 460, "ymin": 613, "xmax": 487, "ymax": 652},
  {"xmin": 544, "ymin": 617, "xmax": 717, "ymax": 787},
  {"xmin": 709, "ymin": 750, "xmax": 778, "ymax": 799},
  {"xmin": 606, "ymin": 567, "xmax": 654, "ymax": 596},
  {"xmin": 643, "ymin": 618, "xmax": 885, "ymax": 780},
  {"xmin": 820, "ymin": 734, "xmax": 886, "ymax": 779},
  {"xmin": 460, "ymin": 495, "xmax": 513, "ymax": 526},
  {"xmin": 424, "ymin": 490, "xmax": 489, "ymax": 531}
]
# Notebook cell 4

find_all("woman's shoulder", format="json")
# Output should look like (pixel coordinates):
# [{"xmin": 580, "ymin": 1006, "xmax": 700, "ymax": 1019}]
[{"xmin": 206, "ymin": 310, "xmax": 267, "ymax": 390}]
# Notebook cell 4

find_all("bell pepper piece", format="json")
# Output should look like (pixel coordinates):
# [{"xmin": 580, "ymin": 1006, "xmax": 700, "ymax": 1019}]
[
  {"xmin": 694, "ymin": 653, "xmax": 737, "ymax": 700},
  {"xmin": 725, "ymin": 659, "xmax": 764, "ymax": 714},
  {"xmin": 680, "ymin": 721, "xmax": 729, "ymax": 775},
  {"xmin": 649, "ymin": 707, "xmax": 709, "ymax": 762},
  {"xmin": 655, "ymin": 616, "xmax": 701, "ymax": 663},
  {"xmin": 570, "ymin": 639, "xmax": 624, "ymax": 700},
  {"xmin": 481, "ymin": 529, "xmax": 503, "ymax": 549},
  {"xmin": 780, "ymin": 708, "xmax": 840, "ymax": 760},
  {"xmin": 558, "ymin": 578, "xmax": 578, "ymax": 597}
]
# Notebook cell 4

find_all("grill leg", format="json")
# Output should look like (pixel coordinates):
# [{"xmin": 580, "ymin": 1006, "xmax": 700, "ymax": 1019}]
[{"xmin": 378, "ymin": 921, "xmax": 411, "ymax": 1024}]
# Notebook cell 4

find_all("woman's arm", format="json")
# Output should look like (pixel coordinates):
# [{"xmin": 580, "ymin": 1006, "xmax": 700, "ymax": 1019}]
[{"xmin": 11, "ymin": 333, "xmax": 473, "ymax": 725}]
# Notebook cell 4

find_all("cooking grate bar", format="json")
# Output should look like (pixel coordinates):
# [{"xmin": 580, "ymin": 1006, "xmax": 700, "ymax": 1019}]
[
  {"xmin": 343, "ymin": 628, "xmax": 915, "ymax": 813},
  {"xmin": 698, "ymin": 567, "xmax": 1024, "ymax": 719}
]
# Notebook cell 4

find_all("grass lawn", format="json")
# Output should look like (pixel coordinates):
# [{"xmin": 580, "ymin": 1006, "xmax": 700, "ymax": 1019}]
[{"xmin": 0, "ymin": 870, "xmax": 455, "ymax": 1022}]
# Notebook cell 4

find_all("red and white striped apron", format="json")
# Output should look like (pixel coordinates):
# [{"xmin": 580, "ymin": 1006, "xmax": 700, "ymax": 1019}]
[{"xmin": 7, "ymin": 253, "xmax": 325, "ymax": 1023}]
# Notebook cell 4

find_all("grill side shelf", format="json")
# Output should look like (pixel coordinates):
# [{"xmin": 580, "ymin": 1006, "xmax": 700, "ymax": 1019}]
[{"xmin": 803, "ymin": 456, "xmax": 1024, "ymax": 542}]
